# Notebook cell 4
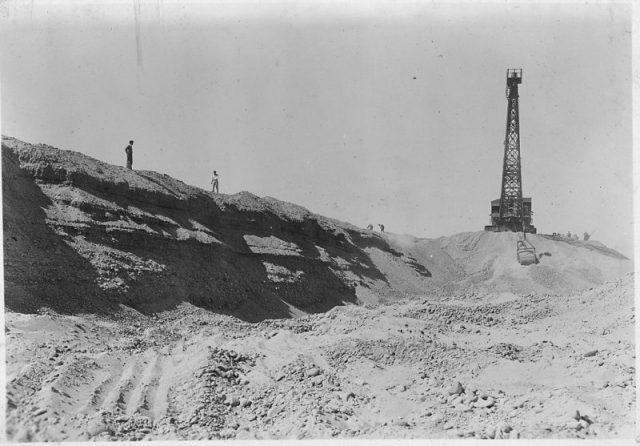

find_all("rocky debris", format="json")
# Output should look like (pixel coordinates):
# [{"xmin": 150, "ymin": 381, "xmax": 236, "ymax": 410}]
[
  {"xmin": 85, "ymin": 416, "xmax": 110, "ymax": 437},
  {"xmin": 197, "ymin": 347, "xmax": 255, "ymax": 381},
  {"xmin": 401, "ymin": 294, "xmax": 557, "ymax": 329},
  {"xmin": 323, "ymin": 337, "xmax": 450, "ymax": 371},
  {"xmin": 495, "ymin": 422, "xmax": 513, "ymax": 438},
  {"xmin": 490, "ymin": 343, "xmax": 522, "ymax": 361},
  {"xmin": 101, "ymin": 414, "xmax": 162, "ymax": 440},
  {"xmin": 571, "ymin": 410, "xmax": 593, "ymax": 426},
  {"xmin": 192, "ymin": 348, "xmax": 257, "ymax": 431},
  {"xmin": 403, "ymin": 302, "xmax": 504, "ymax": 327},
  {"xmin": 510, "ymin": 396, "xmax": 529, "ymax": 409},
  {"xmin": 473, "ymin": 395, "xmax": 495, "ymax": 408},
  {"xmin": 447, "ymin": 382, "xmax": 464, "ymax": 396}
]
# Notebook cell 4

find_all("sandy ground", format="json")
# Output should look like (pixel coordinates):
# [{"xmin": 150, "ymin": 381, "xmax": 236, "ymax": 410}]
[
  {"xmin": 5, "ymin": 273, "xmax": 634, "ymax": 441},
  {"xmin": 2, "ymin": 137, "xmax": 635, "ymax": 441}
]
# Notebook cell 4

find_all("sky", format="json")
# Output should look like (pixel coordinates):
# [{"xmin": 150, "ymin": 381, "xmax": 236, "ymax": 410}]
[{"xmin": 0, "ymin": 1, "xmax": 635, "ymax": 257}]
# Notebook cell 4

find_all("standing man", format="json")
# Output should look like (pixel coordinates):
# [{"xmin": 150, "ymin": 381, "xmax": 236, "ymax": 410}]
[
  {"xmin": 125, "ymin": 140, "xmax": 134, "ymax": 169},
  {"xmin": 211, "ymin": 170, "xmax": 219, "ymax": 193}
]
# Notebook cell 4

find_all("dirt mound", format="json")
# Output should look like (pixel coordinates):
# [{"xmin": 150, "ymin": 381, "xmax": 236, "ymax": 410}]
[
  {"xmin": 379, "ymin": 231, "xmax": 631, "ymax": 295},
  {"xmin": 2, "ymin": 136, "xmax": 632, "ymax": 320}
]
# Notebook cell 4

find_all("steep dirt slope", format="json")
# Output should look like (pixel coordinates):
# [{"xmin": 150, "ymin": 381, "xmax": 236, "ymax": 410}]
[
  {"xmin": 2, "ymin": 137, "xmax": 418, "ymax": 320},
  {"xmin": 2, "ymin": 136, "xmax": 632, "ymax": 320}
]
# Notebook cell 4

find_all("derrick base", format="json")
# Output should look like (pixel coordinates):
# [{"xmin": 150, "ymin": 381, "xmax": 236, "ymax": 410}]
[{"xmin": 484, "ymin": 198, "xmax": 536, "ymax": 234}]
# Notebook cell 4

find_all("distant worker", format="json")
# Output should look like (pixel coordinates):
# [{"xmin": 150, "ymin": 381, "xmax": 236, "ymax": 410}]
[
  {"xmin": 125, "ymin": 140, "xmax": 134, "ymax": 169},
  {"xmin": 566, "ymin": 231, "xmax": 572, "ymax": 239},
  {"xmin": 583, "ymin": 232, "xmax": 591, "ymax": 241},
  {"xmin": 211, "ymin": 170, "xmax": 219, "ymax": 193},
  {"xmin": 378, "ymin": 224, "xmax": 385, "ymax": 233},
  {"xmin": 366, "ymin": 224, "xmax": 373, "ymax": 231}
]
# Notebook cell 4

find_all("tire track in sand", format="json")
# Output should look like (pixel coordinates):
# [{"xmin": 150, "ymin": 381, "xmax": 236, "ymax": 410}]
[
  {"xmin": 101, "ymin": 356, "xmax": 143, "ymax": 414},
  {"xmin": 126, "ymin": 351, "xmax": 164, "ymax": 418}
]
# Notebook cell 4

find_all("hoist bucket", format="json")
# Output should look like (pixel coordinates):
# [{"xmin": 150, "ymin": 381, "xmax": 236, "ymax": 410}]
[{"xmin": 516, "ymin": 239, "xmax": 537, "ymax": 266}]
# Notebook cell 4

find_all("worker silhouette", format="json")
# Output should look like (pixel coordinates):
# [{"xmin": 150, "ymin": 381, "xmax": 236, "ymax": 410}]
[
  {"xmin": 378, "ymin": 224, "xmax": 385, "ymax": 233},
  {"xmin": 366, "ymin": 224, "xmax": 373, "ymax": 231},
  {"xmin": 211, "ymin": 170, "xmax": 219, "ymax": 193},
  {"xmin": 125, "ymin": 140, "xmax": 134, "ymax": 169}
]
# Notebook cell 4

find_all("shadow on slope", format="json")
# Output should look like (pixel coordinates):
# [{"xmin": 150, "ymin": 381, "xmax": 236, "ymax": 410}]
[
  {"xmin": 2, "ymin": 137, "xmax": 399, "ymax": 321},
  {"xmin": 3, "ymin": 148, "xmax": 118, "ymax": 314}
]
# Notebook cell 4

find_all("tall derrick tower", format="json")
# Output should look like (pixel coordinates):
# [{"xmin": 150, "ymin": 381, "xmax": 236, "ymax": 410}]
[{"xmin": 485, "ymin": 69, "xmax": 536, "ymax": 234}]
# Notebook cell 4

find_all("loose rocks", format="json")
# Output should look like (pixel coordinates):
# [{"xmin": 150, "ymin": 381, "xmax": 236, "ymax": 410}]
[
  {"xmin": 473, "ymin": 396, "xmax": 495, "ymax": 408},
  {"xmin": 447, "ymin": 382, "xmax": 465, "ymax": 396},
  {"xmin": 86, "ymin": 417, "xmax": 109, "ymax": 437}
]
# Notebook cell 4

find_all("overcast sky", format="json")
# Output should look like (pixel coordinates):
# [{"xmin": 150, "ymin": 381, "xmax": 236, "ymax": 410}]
[{"xmin": 0, "ymin": 1, "xmax": 634, "ymax": 256}]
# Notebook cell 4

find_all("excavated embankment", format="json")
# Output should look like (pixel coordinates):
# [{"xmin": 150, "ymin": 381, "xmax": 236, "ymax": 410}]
[
  {"xmin": 2, "ymin": 136, "xmax": 632, "ymax": 321},
  {"xmin": 3, "ymin": 137, "xmax": 635, "ymax": 441},
  {"xmin": 3, "ymin": 137, "xmax": 445, "ymax": 320}
]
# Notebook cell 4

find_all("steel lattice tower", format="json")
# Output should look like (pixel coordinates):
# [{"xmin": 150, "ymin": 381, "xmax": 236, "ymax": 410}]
[{"xmin": 485, "ymin": 69, "xmax": 536, "ymax": 233}]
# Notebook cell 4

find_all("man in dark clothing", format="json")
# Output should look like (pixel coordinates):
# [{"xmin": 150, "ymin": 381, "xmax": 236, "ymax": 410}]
[
  {"xmin": 211, "ymin": 170, "xmax": 219, "ymax": 193},
  {"xmin": 125, "ymin": 140, "xmax": 134, "ymax": 169}
]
